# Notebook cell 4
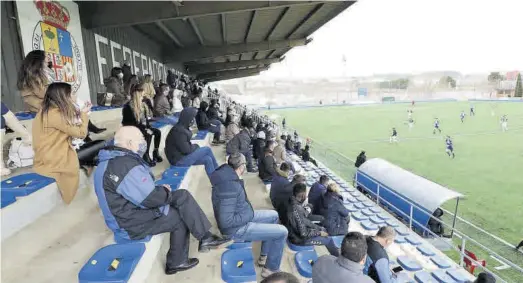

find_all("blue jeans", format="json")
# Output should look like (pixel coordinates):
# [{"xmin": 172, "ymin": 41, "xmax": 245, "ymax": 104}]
[
  {"xmin": 176, "ymin": 146, "xmax": 219, "ymax": 176},
  {"xmin": 303, "ymin": 236, "xmax": 340, "ymax": 257},
  {"xmin": 208, "ymin": 119, "xmax": 221, "ymax": 141},
  {"xmin": 231, "ymin": 210, "xmax": 288, "ymax": 271}
]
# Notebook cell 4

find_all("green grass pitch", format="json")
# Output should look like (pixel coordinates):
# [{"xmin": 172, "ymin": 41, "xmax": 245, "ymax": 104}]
[{"xmin": 266, "ymin": 101, "xmax": 523, "ymax": 280}]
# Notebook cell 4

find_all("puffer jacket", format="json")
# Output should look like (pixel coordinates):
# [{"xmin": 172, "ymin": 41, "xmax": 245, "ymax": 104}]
[
  {"xmin": 226, "ymin": 129, "xmax": 251, "ymax": 155},
  {"xmin": 319, "ymin": 191, "xmax": 350, "ymax": 236},
  {"xmin": 273, "ymin": 139, "xmax": 287, "ymax": 164},
  {"xmin": 286, "ymin": 196, "xmax": 323, "ymax": 245},
  {"xmin": 211, "ymin": 164, "xmax": 254, "ymax": 236},
  {"xmin": 103, "ymin": 77, "xmax": 126, "ymax": 106},
  {"xmin": 207, "ymin": 107, "xmax": 221, "ymax": 121},
  {"xmin": 165, "ymin": 107, "xmax": 199, "ymax": 165},
  {"xmin": 259, "ymin": 154, "xmax": 277, "ymax": 181},
  {"xmin": 269, "ymin": 172, "xmax": 290, "ymax": 209},
  {"xmin": 195, "ymin": 109, "xmax": 210, "ymax": 130},
  {"xmin": 253, "ymin": 138, "xmax": 266, "ymax": 160},
  {"xmin": 94, "ymin": 146, "xmax": 171, "ymax": 240},
  {"xmin": 225, "ymin": 122, "xmax": 240, "ymax": 142}
]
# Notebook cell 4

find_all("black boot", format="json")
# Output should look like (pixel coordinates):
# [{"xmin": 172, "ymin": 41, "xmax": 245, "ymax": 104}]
[
  {"xmin": 143, "ymin": 154, "xmax": 156, "ymax": 167},
  {"xmin": 165, "ymin": 258, "xmax": 199, "ymax": 275},
  {"xmin": 88, "ymin": 120, "xmax": 106, "ymax": 134},
  {"xmin": 198, "ymin": 234, "xmax": 231, "ymax": 253},
  {"xmin": 153, "ymin": 149, "xmax": 163, "ymax": 163}
]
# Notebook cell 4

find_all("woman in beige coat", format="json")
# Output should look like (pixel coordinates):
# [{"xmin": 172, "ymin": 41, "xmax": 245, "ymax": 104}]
[{"xmin": 32, "ymin": 82, "xmax": 90, "ymax": 204}]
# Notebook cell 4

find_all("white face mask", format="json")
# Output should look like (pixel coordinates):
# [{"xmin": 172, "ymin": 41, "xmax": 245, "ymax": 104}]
[{"xmin": 117, "ymin": 73, "xmax": 124, "ymax": 79}]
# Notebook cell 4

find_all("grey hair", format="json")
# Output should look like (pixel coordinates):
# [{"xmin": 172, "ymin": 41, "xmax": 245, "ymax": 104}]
[
  {"xmin": 228, "ymin": 152, "xmax": 246, "ymax": 169},
  {"xmin": 376, "ymin": 226, "xmax": 396, "ymax": 240}
]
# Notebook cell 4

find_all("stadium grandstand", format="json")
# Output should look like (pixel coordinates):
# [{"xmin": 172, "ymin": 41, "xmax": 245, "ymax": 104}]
[{"xmin": 1, "ymin": 1, "xmax": 522, "ymax": 283}]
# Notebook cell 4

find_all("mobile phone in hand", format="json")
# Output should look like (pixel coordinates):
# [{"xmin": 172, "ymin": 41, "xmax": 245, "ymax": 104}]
[{"xmin": 392, "ymin": 266, "xmax": 404, "ymax": 273}]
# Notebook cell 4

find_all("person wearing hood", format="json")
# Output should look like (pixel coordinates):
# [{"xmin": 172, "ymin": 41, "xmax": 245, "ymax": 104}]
[
  {"xmin": 211, "ymin": 152, "xmax": 288, "ymax": 278},
  {"xmin": 285, "ymin": 135, "xmax": 294, "ymax": 152},
  {"xmin": 428, "ymin": 208, "xmax": 445, "ymax": 237},
  {"xmin": 253, "ymin": 130, "xmax": 267, "ymax": 161},
  {"xmin": 94, "ymin": 126, "xmax": 229, "ymax": 275},
  {"xmin": 271, "ymin": 174, "xmax": 306, "ymax": 223},
  {"xmin": 318, "ymin": 183, "xmax": 350, "ymax": 236},
  {"xmin": 308, "ymin": 175, "xmax": 330, "ymax": 214},
  {"xmin": 285, "ymin": 183, "xmax": 340, "ymax": 256},
  {"xmin": 165, "ymin": 107, "xmax": 219, "ymax": 177},
  {"xmin": 355, "ymin": 151, "xmax": 367, "ymax": 168},
  {"xmin": 226, "ymin": 128, "xmax": 255, "ymax": 172},
  {"xmin": 196, "ymin": 101, "xmax": 224, "ymax": 144},
  {"xmin": 104, "ymin": 67, "xmax": 127, "ymax": 106},
  {"xmin": 225, "ymin": 113, "xmax": 240, "ymax": 142},
  {"xmin": 301, "ymin": 145, "xmax": 317, "ymax": 166},
  {"xmin": 259, "ymin": 141, "xmax": 278, "ymax": 182}
]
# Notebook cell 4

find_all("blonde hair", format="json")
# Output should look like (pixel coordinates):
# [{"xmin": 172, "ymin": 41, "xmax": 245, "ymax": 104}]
[
  {"xmin": 143, "ymin": 74, "xmax": 152, "ymax": 83},
  {"xmin": 130, "ymin": 83, "xmax": 145, "ymax": 122},
  {"xmin": 327, "ymin": 183, "xmax": 340, "ymax": 194}
]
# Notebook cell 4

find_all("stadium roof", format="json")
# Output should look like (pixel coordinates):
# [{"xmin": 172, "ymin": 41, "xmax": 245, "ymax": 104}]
[
  {"xmin": 358, "ymin": 158, "xmax": 464, "ymax": 225},
  {"xmin": 78, "ymin": 1, "xmax": 356, "ymax": 81}
]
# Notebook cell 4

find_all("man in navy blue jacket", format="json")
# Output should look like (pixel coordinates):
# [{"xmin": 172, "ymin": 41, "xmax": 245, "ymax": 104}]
[
  {"xmin": 94, "ymin": 126, "xmax": 229, "ymax": 275},
  {"xmin": 308, "ymin": 175, "xmax": 329, "ymax": 214},
  {"xmin": 211, "ymin": 152, "xmax": 288, "ymax": 279}
]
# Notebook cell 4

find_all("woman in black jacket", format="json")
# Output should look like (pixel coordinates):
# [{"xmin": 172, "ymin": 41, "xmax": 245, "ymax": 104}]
[
  {"xmin": 122, "ymin": 83, "xmax": 162, "ymax": 166},
  {"xmin": 319, "ymin": 183, "xmax": 350, "ymax": 236}
]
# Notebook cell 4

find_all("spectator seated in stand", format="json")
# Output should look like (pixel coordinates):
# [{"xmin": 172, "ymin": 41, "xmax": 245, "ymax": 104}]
[
  {"xmin": 318, "ymin": 183, "xmax": 350, "ymax": 236},
  {"xmin": 363, "ymin": 226, "xmax": 397, "ymax": 283},
  {"xmin": 259, "ymin": 141, "xmax": 278, "ymax": 182},
  {"xmin": 270, "ymin": 163, "xmax": 291, "ymax": 201},
  {"xmin": 271, "ymin": 174, "xmax": 306, "ymax": 223},
  {"xmin": 312, "ymin": 232, "xmax": 374, "ymax": 283},
  {"xmin": 226, "ymin": 128, "xmax": 255, "ymax": 172},
  {"xmin": 225, "ymin": 113, "xmax": 240, "ymax": 142},
  {"xmin": 1, "ymin": 102, "xmax": 32, "ymax": 176},
  {"xmin": 301, "ymin": 145, "xmax": 317, "ymax": 166},
  {"xmin": 211, "ymin": 153, "xmax": 288, "ymax": 279},
  {"xmin": 285, "ymin": 134, "xmax": 294, "ymax": 152},
  {"xmin": 165, "ymin": 107, "xmax": 219, "ymax": 177},
  {"xmin": 94, "ymin": 126, "xmax": 229, "ymax": 275},
  {"xmin": 208, "ymin": 99, "xmax": 224, "ymax": 123},
  {"xmin": 471, "ymin": 272, "xmax": 496, "ymax": 283},
  {"xmin": 153, "ymin": 83, "xmax": 174, "ymax": 118},
  {"xmin": 274, "ymin": 135, "xmax": 295, "ymax": 173},
  {"xmin": 428, "ymin": 208, "xmax": 448, "ymax": 237},
  {"xmin": 122, "ymin": 83, "xmax": 163, "ymax": 167},
  {"xmin": 195, "ymin": 101, "xmax": 224, "ymax": 145},
  {"xmin": 261, "ymin": 272, "xmax": 300, "ymax": 283},
  {"xmin": 308, "ymin": 175, "xmax": 329, "ymax": 214},
  {"xmin": 285, "ymin": 183, "xmax": 340, "ymax": 257},
  {"xmin": 355, "ymin": 150, "xmax": 367, "ymax": 168}
]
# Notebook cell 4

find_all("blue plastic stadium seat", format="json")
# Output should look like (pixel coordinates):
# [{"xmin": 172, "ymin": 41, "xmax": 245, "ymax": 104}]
[
  {"xmin": 78, "ymin": 243, "xmax": 146, "ymax": 283},
  {"xmin": 192, "ymin": 130, "xmax": 209, "ymax": 140},
  {"xmin": 432, "ymin": 269, "xmax": 458, "ymax": 283},
  {"xmin": 344, "ymin": 204, "xmax": 359, "ymax": 213},
  {"xmin": 385, "ymin": 219, "xmax": 400, "ymax": 227},
  {"xmin": 1, "ymin": 173, "xmax": 55, "ymax": 196},
  {"xmin": 414, "ymin": 271, "xmax": 433, "ymax": 283},
  {"xmin": 155, "ymin": 178, "xmax": 183, "ymax": 190},
  {"xmin": 14, "ymin": 112, "xmax": 36, "ymax": 120},
  {"xmin": 362, "ymin": 201, "xmax": 374, "ymax": 208},
  {"xmin": 417, "ymin": 245, "xmax": 436, "ymax": 256},
  {"xmin": 355, "ymin": 195, "xmax": 367, "ymax": 201},
  {"xmin": 396, "ymin": 272, "xmax": 415, "ymax": 283},
  {"xmin": 150, "ymin": 121, "xmax": 168, "ymax": 129},
  {"xmin": 353, "ymin": 202, "xmax": 365, "ymax": 209},
  {"xmin": 331, "ymin": 236, "xmax": 344, "ymax": 248},
  {"xmin": 370, "ymin": 207, "xmax": 381, "ymax": 213},
  {"xmin": 361, "ymin": 208, "xmax": 375, "ymax": 216},
  {"xmin": 306, "ymin": 180, "xmax": 314, "ymax": 187},
  {"xmin": 340, "ymin": 183, "xmax": 349, "ymax": 189},
  {"xmin": 227, "ymin": 241, "xmax": 253, "ymax": 249},
  {"xmin": 397, "ymin": 256, "xmax": 423, "ymax": 272},
  {"xmin": 1, "ymin": 191, "xmax": 17, "ymax": 208},
  {"xmin": 395, "ymin": 226, "xmax": 410, "ymax": 236},
  {"xmin": 295, "ymin": 250, "xmax": 318, "ymax": 278},
  {"xmin": 369, "ymin": 215, "xmax": 385, "ymax": 224},
  {"xmin": 395, "ymin": 236, "xmax": 407, "ymax": 244},
  {"xmin": 221, "ymin": 248, "xmax": 257, "ymax": 283},
  {"xmin": 114, "ymin": 234, "xmax": 152, "ymax": 244},
  {"xmin": 162, "ymin": 167, "xmax": 189, "ymax": 179},
  {"xmin": 430, "ymin": 256, "xmax": 451, "ymax": 269},
  {"xmin": 287, "ymin": 240, "xmax": 314, "ymax": 252},
  {"xmin": 446, "ymin": 269, "xmax": 469, "ymax": 283},
  {"xmin": 351, "ymin": 211, "xmax": 369, "ymax": 221},
  {"xmin": 263, "ymin": 180, "xmax": 272, "ymax": 185},
  {"xmin": 350, "ymin": 191, "xmax": 360, "ymax": 197},
  {"xmin": 405, "ymin": 235, "xmax": 422, "ymax": 246},
  {"xmin": 361, "ymin": 220, "xmax": 379, "ymax": 231}
]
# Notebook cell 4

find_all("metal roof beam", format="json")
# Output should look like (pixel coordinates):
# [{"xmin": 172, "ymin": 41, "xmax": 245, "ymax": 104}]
[
  {"xmin": 244, "ymin": 10, "xmax": 256, "ymax": 43},
  {"xmin": 82, "ymin": 1, "xmax": 324, "ymax": 29},
  {"xmin": 188, "ymin": 18, "xmax": 204, "ymax": 45},
  {"xmin": 221, "ymin": 14, "xmax": 227, "ymax": 44},
  {"xmin": 155, "ymin": 21, "xmax": 184, "ymax": 48},
  {"xmin": 198, "ymin": 66, "xmax": 269, "ymax": 81},
  {"xmin": 266, "ymin": 7, "xmax": 289, "ymax": 40},
  {"xmin": 187, "ymin": 58, "xmax": 282, "ymax": 74},
  {"xmin": 166, "ymin": 38, "xmax": 311, "ymax": 63},
  {"xmin": 286, "ymin": 3, "xmax": 324, "ymax": 38}
]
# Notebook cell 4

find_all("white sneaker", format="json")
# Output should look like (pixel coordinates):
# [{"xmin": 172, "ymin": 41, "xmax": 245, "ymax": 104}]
[{"xmin": 1, "ymin": 167, "xmax": 12, "ymax": 176}]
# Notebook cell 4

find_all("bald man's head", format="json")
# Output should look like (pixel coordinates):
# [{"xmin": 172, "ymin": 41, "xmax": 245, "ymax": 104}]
[{"xmin": 115, "ymin": 126, "xmax": 145, "ymax": 153}]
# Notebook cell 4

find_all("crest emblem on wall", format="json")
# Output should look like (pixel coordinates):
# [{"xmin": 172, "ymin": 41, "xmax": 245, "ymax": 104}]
[{"xmin": 31, "ymin": 0, "xmax": 83, "ymax": 92}]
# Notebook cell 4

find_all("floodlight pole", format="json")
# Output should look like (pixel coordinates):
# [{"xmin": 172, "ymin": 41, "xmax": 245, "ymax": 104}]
[{"xmin": 450, "ymin": 198, "xmax": 460, "ymax": 238}]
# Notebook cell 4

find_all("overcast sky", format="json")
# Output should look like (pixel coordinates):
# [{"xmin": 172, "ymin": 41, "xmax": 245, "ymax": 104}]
[{"xmin": 257, "ymin": 0, "xmax": 523, "ymax": 79}]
